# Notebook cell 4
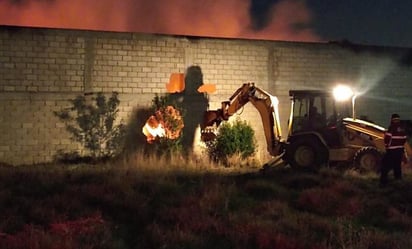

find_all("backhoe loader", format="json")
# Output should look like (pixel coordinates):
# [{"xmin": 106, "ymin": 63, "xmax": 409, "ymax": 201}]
[{"xmin": 201, "ymin": 82, "xmax": 386, "ymax": 171}]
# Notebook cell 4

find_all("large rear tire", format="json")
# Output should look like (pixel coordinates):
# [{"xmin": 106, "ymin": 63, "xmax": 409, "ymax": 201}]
[
  {"xmin": 353, "ymin": 147, "xmax": 382, "ymax": 173},
  {"xmin": 286, "ymin": 137, "xmax": 328, "ymax": 169}
]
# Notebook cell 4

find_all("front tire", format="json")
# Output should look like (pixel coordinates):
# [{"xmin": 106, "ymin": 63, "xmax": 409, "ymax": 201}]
[
  {"xmin": 286, "ymin": 137, "xmax": 328, "ymax": 169},
  {"xmin": 353, "ymin": 147, "xmax": 382, "ymax": 173}
]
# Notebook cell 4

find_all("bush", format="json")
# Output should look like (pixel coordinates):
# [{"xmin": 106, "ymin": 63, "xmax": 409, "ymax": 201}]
[
  {"xmin": 54, "ymin": 92, "xmax": 126, "ymax": 161},
  {"xmin": 206, "ymin": 118, "xmax": 256, "ymax": 165},
  {"xmin": 145, "ymin": 94, "xmax": 184, "ymax": 157}
]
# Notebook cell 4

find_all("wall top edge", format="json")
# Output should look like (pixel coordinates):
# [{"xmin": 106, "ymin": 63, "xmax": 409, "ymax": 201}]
[{"xmin": 1, "ymin": 24, "xmax": 410, "ymax": 52}]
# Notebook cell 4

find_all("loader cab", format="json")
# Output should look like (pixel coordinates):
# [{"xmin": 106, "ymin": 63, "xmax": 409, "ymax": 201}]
[{"xmin": 288, "ymin": 90, "xmax": 348, "ymax": 147}]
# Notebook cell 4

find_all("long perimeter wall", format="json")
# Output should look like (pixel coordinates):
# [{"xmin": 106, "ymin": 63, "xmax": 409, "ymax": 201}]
[{"xmin": 1, "ymin": 26, "xmax": 412, "ymax": 165}]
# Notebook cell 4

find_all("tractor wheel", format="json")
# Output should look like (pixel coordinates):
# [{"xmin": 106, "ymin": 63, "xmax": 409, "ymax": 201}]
[
  {"xmin": 353, "ymin": 147, "xmax": 382, "ymax": 173},
  {"xmin": 286, "ymin": 137, "xmax": 328, "ymax": 169}
]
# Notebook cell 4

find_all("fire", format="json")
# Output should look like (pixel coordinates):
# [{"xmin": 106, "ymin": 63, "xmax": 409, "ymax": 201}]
[
  {"xmin": 142, "ymin": 105, "xmax": 184, "ymax": 143},
  {"xmin": 142, "ymin": 116, "xmax": 165, "ymax": 143}
]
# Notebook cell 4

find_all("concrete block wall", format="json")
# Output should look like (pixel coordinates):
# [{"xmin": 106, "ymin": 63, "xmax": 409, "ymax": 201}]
[{"xmin": 1, "ymin": 26, "xmax": 412, "ymax": 165}]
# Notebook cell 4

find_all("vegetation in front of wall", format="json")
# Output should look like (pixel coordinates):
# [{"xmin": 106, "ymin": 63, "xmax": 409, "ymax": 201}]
[
  {"xmin": 54, "ymin": 92, "xmax": 126, "ymax": 163},
  {"xmin": 144, "ymin": 94, "xmax": 185, "ymax": 157},
  {"xmin": 206, "ymin": 118, "xmax": 257, "ymax": 166}
]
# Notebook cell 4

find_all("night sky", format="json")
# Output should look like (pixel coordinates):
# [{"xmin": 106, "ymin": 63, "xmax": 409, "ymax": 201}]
[{"xmin": 0, "ymin": 0, "xmax": 411, "ymax": 48}]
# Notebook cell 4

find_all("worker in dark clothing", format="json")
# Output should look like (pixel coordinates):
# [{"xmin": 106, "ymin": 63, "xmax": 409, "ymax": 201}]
[{"xmin": 380, "ymin": 113, "xmax": 407, "ymax": 187}]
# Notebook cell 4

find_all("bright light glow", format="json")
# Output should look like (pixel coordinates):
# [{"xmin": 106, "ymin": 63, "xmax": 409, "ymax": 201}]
[
  {"xmin": 142, "ymin": 117, "xmax": 165, "ymax": 143},
  {"xmin": 142, "ymin": 105, "xmax": 184, "ymax": 143},
  {"xmin": 143, "ymin": 123, "xmax": 165, "ymax": 138},
  {"xmin": 333, "ymin": 85, "xmax": 354, "ymax": 101}
]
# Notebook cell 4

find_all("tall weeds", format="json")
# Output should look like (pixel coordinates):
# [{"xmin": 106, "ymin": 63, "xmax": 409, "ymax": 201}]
[{"xmin": 1, "ymin": 155, "xmax": 412, "ymax": 248}]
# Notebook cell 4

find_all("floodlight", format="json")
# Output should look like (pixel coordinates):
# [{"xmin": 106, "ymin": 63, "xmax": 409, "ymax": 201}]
[{"xmin": 333, "ymin": 85, "xmax": 354, "ymax": 102}]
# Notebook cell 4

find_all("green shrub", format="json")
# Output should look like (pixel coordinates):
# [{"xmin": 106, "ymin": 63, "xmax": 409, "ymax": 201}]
[
  {"xmin": 54, "ymin": 92, "xmax": 126, "ymax": 161},
  {"xmin": 206, "ymin": 118, "xmax": 256, "ymax": 165}
]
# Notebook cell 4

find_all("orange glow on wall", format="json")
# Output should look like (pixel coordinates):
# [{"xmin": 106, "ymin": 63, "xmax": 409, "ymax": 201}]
[
  {"xmin": 197, "ymin": 84, "xmax": 216, "ymax": 93},
  {"xmin": 166, "ymin": 73, "xmax": 185, "ymax": 93},
  {"xmin": 165, "ymin": 72, "xmax": 216, "ymax": 94}
]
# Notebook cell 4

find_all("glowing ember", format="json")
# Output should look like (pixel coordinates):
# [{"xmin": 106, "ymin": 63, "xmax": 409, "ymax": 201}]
[{"xmin": 142, "ymin": 105, "xmax": 184, "ymax": 143}]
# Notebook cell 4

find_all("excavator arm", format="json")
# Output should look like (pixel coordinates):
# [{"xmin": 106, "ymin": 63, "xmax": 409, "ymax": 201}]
[{"xmin": 201, "ymin": 82, "xmax": 284, "ymax": 157}]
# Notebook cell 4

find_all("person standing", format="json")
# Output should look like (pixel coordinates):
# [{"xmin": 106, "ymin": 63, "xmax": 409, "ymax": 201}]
[{"xmin": 380, "ymin": 114, "xmax": 407, "ymax": 186}]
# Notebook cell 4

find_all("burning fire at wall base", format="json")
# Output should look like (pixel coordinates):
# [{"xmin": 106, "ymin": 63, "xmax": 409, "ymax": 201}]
[{"xmin": 142, "ymin": 105, "xmax": 184, "ymax": 143}]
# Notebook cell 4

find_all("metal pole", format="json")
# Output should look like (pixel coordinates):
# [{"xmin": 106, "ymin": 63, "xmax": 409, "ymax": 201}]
[{"xmin": 352, "ymin": 95, "xmax": 357, "ymax": 119}]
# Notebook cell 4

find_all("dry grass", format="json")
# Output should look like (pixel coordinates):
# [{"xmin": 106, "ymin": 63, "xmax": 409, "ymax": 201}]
[
  {"xmin": 117, "ymin": 150, "xmax": 261, "ymax": 177},
  {"xmin": 1, "ymin": 152, "xmax": 412, "ymax": 248}
]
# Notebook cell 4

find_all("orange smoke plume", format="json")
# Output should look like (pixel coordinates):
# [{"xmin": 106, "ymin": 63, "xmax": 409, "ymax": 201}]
[{"xmin": 0, "ymin": 0, "xmax": 320, "ymax": 43}]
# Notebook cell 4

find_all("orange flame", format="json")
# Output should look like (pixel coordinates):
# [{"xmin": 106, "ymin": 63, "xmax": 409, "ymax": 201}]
[
  {"xmin": 142, "ymin": 116, "xmax": 166, "ymax": 143},
  {"xmin": 142, "ymin": 105, "xmax": 184, "ymax": 143}
]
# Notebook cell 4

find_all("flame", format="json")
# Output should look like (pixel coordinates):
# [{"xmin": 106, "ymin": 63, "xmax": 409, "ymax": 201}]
[
  {"xmin": 142, "ymin": 105, "xmax": 184, "ymax": 143},
  {"xmin": 142, "ymin": 116, "xmax": 166, "ymax": 143}
]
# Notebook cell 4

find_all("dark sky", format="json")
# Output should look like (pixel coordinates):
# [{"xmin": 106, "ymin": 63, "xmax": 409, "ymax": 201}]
[
  {"xmin": 0, "ymin": 0, "xmax": 411, "ymax": 48},
  {"xmin": 307, "ymin": 0, "xmax": 412, "ymax": 48}
]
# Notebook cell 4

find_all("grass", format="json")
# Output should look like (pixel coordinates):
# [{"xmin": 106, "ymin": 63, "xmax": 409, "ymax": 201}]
[{"xmin": 1, "ymin": 154, "xmax": 412, "ymax": 249}]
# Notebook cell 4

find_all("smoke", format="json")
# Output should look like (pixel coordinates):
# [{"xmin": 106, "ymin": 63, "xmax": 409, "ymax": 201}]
[
  {"xmin": 123, "ymin": 0, "xmax": 250, "ymax": 38},
  {"xmin": 0, "ymin": 0, "xmax": 130, "ymax": 32},
  {"xmin": 245, "ymin": 0, "xmax": 320, "ymax": 42},
  {"xmin": 249, "ymin": 0, "xmax": 276, "ymax": 30},
  {"xmin": 0, "ymin": 0, "xmax": 320, "ymax": 42}
]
